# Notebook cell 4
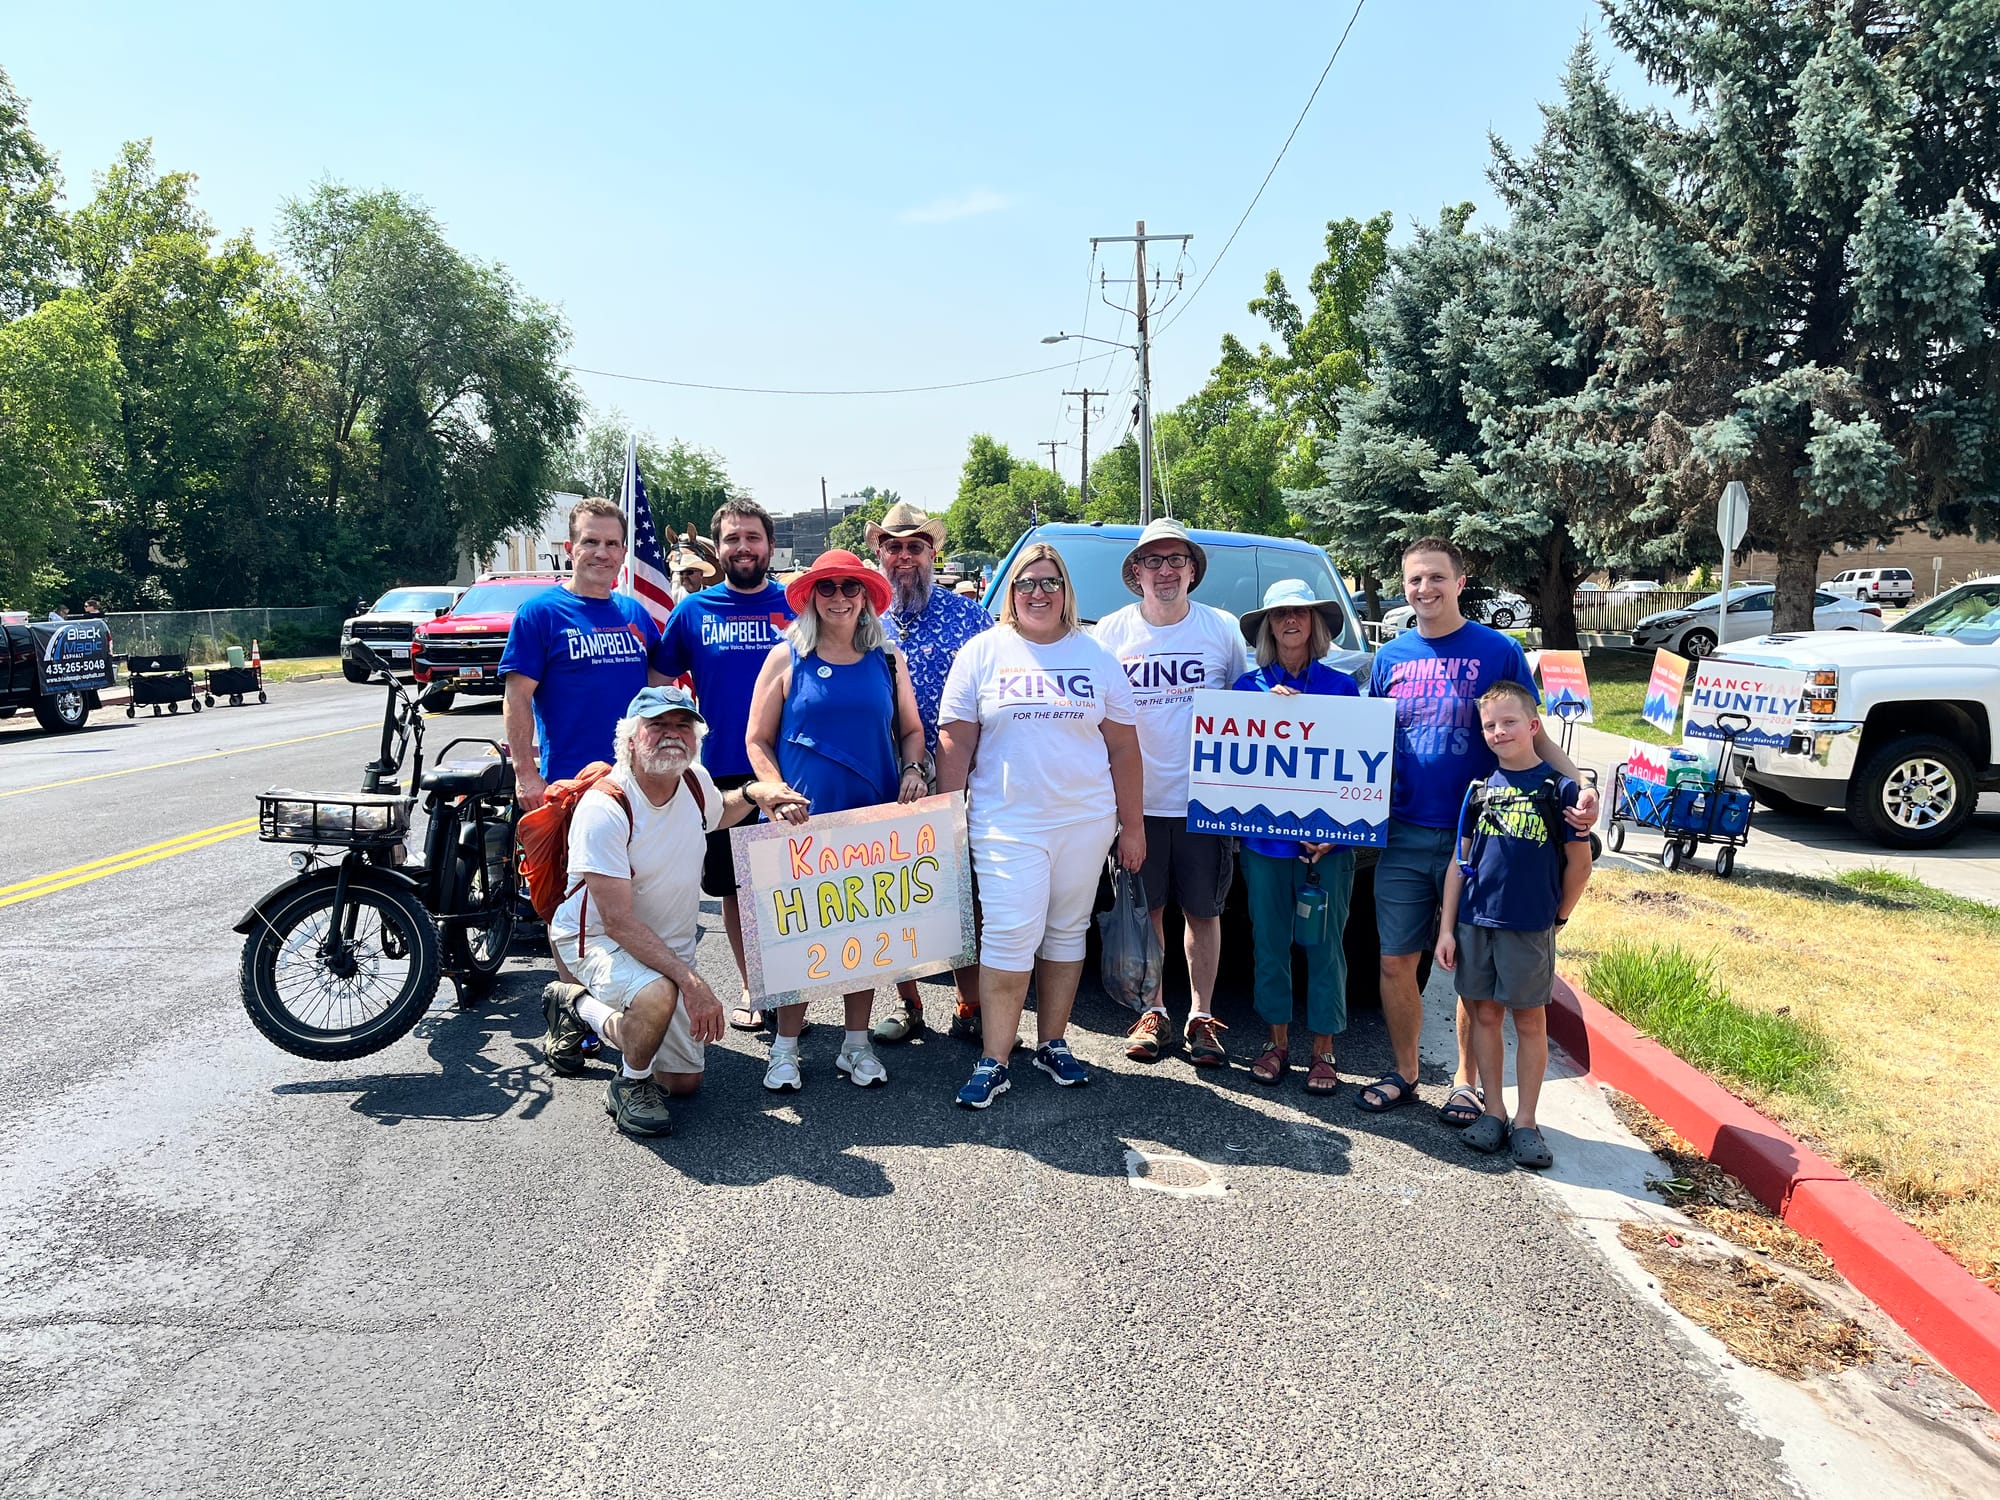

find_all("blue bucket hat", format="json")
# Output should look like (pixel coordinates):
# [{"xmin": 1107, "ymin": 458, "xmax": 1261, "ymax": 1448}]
[
  {"xmin": 1239, "ymin": 578, "xmax": 1346, "ymax": 645},
  {"xmin": 626, "ymin": 683, "xmax": 705, "ymax": 725}
]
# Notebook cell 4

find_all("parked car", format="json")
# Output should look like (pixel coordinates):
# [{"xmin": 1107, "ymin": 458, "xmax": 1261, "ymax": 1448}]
[
  {"xmin": 410, "ymin": 573, "xmax": 563, "ymax": 708},
  {"xmin": 1630, "ymin": 585, "xmax": 1881, "ymax": 658},
  {"xmin": 340, "ymin": 585, "xmax": 463, "ymax": 682},
  {"xmin": 1379, "ymin": 582, "xmax": 1534, "ymax": 637},
  {"xmin": 1, "ymin": 616, "xmax": 115, "ymax": 732},
  {"xmin": 1723, "ymin": 576, "xmax": 2000, "ymax": 848},
  {"xmin": 1825, "ymin": 566, "xmax": 1916, "ymax": 608}
]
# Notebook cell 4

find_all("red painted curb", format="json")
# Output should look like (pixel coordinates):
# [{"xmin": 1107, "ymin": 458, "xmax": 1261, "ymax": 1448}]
[{"xmin": 1550, "ymin": 973, "xmax": 2000, "ymax": 1412}]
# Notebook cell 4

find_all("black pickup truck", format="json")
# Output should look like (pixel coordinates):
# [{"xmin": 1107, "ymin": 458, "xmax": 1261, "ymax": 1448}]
[{"xmin": 1, "ymin": 619, "xmax": 116, "ymax": 732}]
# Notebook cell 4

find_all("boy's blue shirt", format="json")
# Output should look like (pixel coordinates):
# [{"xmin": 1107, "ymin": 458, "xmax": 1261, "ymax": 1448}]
[{"xmin": 1457, "ymin": 760, "xmax": 1584, "ymax": 931}]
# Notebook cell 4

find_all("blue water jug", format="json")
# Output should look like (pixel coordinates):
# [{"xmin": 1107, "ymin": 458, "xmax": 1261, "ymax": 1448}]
[{"xmin": 1293, "ymin": 862, "xmax": 1330, "ymax": 949}]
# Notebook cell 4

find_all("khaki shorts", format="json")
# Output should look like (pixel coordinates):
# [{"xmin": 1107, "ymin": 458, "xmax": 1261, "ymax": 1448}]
[{"xmin": 571, "ymin": 937, "xmax": 705, "ymax": 1074}]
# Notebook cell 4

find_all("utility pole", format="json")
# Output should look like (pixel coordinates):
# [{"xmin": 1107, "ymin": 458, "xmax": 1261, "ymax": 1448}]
[
  {"xmin": 1064, "ymin": 388, "xmax": 1107, "ymax": 508},
  {"xmin": 1040, "ymin": 440, "xmax": 1061, "ymax": 473},
  {"xmin": 1090, "ymin": 220, "xmax": 1190, "ymax": 523}
]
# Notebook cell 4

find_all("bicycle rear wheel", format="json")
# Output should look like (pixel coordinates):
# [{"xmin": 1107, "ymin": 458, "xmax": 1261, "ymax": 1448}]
[{"xmin": 443, "ymin": 845, "xmax": 516, "ymax": 982}]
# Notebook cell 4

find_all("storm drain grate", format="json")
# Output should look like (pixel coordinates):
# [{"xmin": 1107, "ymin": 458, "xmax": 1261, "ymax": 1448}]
[{"xmin": 1123, "ymin": 1149, "xmax": 1225, "ymax": 1198}]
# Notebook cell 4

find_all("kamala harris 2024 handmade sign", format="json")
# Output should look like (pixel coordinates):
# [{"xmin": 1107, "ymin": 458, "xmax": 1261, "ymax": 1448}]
[
  {"xmin": 730, "ymin": 792, "xmax": 976, "ymax": 1006},
  {"xmin": 1183, "ymin": 689, "xmax": 1397, "ymax": 847}
]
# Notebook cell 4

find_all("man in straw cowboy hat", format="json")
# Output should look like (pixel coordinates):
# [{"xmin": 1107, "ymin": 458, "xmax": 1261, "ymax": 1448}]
[
  {"xmin": 672, "ymin": 528, "xmax": 721, "ymax": 600},
  {"xmin": 1092, "ymin": 518, "xmax": 1250, "ymax": 1070},
  {"xmin": 864, "ymin": 500, "xmax": 993, "ymax": 1046}
]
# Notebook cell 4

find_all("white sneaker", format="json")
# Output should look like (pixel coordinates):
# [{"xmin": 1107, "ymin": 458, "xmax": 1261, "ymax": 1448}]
[
  {"xmin": 763, "ymin": 1049, "xmax": 803, "ymax": 1092},
  {"xmin": 836, "ymin": 1041, "xmax": 888, "ymax": 1087}
]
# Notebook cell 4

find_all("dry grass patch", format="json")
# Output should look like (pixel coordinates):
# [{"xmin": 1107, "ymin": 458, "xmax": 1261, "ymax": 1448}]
[{"xmin": 1565, "ymin": 864, "xmax": 2000, "ymax": 1290}]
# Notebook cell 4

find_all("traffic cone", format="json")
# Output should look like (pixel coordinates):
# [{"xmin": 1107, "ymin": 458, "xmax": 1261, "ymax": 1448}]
[{"xmin": 251, "ymin": 639, "xmax": 262, "ymax": 671}]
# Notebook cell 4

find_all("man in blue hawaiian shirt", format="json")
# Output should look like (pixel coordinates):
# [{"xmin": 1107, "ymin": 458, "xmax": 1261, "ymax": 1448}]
[{"xmin": 867, "ymin": 501, "xmax": 993, "ymax": 1045}]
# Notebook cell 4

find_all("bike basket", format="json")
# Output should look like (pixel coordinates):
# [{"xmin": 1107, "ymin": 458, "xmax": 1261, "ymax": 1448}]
[{"xmin": 257, "ymin": 790, "xmax": 411, "ymax": 846}]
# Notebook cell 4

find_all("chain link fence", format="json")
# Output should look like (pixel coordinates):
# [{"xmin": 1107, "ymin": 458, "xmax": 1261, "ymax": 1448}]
[{"xmin": 100, "ymin": 606, "xmax": 345, "ymax": 664}]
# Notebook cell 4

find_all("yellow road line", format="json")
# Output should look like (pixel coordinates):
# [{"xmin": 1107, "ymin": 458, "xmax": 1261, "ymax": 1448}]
[
  {"xmin": 0, "ymin": 723, "xmax": 375, "ymax": 800},
  {"xmin": 0, "ymin": 818, "xmax": 259, "ymax": 908}
]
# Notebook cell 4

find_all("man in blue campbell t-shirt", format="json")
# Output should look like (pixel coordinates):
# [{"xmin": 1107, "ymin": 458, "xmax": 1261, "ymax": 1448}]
[
  {"xmin": 1356, "ymin": 536, "xmax": 1597, "ymax": 1121},
  {"xmin": 652, "ymin": 498, "xmax": 796, "ymax": 1028},
  {"xmin": 501, "ymin": 497, "xmax": 665, "ymax": 807}
]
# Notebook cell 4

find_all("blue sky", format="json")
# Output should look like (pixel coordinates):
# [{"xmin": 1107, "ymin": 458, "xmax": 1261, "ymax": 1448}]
[{"xmin": 8, "ymin": 1, "xmax": 1647, "ymax": 515}]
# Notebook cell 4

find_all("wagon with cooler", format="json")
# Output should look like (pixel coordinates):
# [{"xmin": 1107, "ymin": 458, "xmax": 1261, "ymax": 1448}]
[{"xmin": 1604, "ymin": 713, "xmax": 1756, "ymax": 876}]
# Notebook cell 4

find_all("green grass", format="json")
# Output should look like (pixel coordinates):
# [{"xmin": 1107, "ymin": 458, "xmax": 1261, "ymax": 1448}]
[
  {"xmin": 1832, "ymin": 866, "xmax": 2000, "ymax": 934},
  {"xmin": 1582, "ymin": 939, "xmax": 1832, "ymax": 1096}
]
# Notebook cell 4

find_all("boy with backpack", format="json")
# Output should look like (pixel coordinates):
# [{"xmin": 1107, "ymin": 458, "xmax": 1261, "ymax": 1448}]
[{"xmin": 1434, "ymin": 680, "xmax": 1593, "ymax": 1169}]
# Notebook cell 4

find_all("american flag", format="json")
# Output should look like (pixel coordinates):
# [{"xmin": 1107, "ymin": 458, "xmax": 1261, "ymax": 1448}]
[{"xmin": 617, "ymin": 438, "xmax": 675, "ymax": 628}]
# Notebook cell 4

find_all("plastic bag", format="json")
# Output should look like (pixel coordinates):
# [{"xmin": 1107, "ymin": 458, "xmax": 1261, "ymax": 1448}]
[{"xmin": 1097, "ymin": 860, "xmax": 1164, "ymax": 1012}]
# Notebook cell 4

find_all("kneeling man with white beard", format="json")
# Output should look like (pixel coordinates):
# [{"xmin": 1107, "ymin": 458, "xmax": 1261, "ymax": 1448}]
[{"xmin": 543, "ymin": 685, "xmax": 803, "ymax": 1136}]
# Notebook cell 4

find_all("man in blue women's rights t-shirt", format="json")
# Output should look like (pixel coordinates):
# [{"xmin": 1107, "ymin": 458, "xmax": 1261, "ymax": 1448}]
[
  {"xmin": 652, "ymin": 497, "xmax": 796, "ymax": 1030},
  {"xmin": 1354, "ymin": 536, "xmax": 1597, "ymax": 1124},
  {"xmin": 500, "ymin": 497, "xmax": 666, "ymax": 809}
]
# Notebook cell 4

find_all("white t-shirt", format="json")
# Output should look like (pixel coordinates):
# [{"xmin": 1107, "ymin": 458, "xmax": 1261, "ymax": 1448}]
[
  {"xmin": 937, "ymin": 627, "xmax": 1138, "ymax": 836},
  {"xmin": 1091, "ymin": 601, "xmax": 1248, "ymax": 816},
  {"xmin": 549, "ymin": 763, "xmax": 723, "ymax": 962}
]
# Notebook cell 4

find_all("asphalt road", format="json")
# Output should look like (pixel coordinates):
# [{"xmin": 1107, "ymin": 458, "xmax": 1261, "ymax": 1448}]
[{"xmin": 0, "ymin": 681, "xmax": 1827, "ymax": 1497}]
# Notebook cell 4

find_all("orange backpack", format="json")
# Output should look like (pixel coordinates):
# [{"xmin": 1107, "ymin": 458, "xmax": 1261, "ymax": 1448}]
[{"xmin": 516, "ymin": 762, "xmax": 706, "ymax": 925}]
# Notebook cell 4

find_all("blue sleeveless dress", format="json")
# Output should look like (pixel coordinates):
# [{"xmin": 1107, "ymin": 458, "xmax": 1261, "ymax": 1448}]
[{"xmin": 778, "ymin": 645, "xmax": 899, "ymax": 814}]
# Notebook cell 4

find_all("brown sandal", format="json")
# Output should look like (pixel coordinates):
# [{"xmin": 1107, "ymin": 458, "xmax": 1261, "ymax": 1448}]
[
  {"xmin": 1251, "ymin": 1043, "xmax": 1288, "ymax": 1085},
  {"xmin": 1304, "ymin": 1053, "xmax": 1340, "ymax": 1095}
]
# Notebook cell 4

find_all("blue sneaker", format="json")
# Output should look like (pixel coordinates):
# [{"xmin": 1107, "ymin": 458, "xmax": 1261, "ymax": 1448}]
[
  {"xmin": 1032, "ymin": 1039, "xmax": 1090, "ymax": 1087},
  {"xmin": 955, "ymin": 1057, "xmax": 1011, "ymax": 1110}
]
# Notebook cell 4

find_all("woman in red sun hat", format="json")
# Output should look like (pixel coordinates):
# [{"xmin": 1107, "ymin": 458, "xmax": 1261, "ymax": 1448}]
[{"xmin": 746, "ymin": 550, "xmax": 929, "ymax": 1092}]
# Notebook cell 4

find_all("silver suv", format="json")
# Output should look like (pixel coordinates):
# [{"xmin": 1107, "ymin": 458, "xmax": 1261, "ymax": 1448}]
[
  {"xmin": 1827, "ymin": 566, "xmax": 1915, "ymax": 607},
  {"xmin": 341, "ymin": 586, "xmax": 463, "ymax": 682}
]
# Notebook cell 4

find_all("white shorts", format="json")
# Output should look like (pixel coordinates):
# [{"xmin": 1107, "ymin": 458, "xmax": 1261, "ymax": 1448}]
[
  {"xmin": 569, "ymin": 936, "xmax": 705, "ymax": 1075},
  {"xmin": 970, "ymin": 815, "xmax": 1118, "ymax": 972}
]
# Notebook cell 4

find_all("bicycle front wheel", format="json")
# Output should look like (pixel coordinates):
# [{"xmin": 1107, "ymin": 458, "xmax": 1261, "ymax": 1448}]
[{"xmin": 240, "ymin": 873, "xmax": 442, "ymax": 1060}]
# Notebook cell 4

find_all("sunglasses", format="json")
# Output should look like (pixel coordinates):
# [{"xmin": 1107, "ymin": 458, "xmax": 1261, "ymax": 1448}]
[
  {"xmin": 1135, "ymin": 552, "xmax": 1192, "ymax": 571},
  {"xmin": 814, "ymin": 579, "xmax": 868, "ymax": 598},
  {"xmin": 1012, "ymin": 576, "xmax": 1066, "ymax": 596},
  {"xmin": 879, "ymin": 539, "xmax": 932, "ymax": 556}
]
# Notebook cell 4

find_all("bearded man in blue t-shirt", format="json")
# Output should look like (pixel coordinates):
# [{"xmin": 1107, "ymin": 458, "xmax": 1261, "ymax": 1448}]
[{"xmin": 1357, "ymin": 537, "xmax": 1597, "ymax": 1122}]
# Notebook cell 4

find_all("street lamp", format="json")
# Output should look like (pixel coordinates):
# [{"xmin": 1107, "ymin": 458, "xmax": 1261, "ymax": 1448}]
[{"xmin": 1041, "ymin": 332, "xmax": 1154, "ymax": 521}]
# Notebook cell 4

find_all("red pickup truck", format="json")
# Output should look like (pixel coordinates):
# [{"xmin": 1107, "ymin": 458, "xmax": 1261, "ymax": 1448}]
[{"xmin": 410, "ymin": 573, "xmax": 563, "ymax": 709}]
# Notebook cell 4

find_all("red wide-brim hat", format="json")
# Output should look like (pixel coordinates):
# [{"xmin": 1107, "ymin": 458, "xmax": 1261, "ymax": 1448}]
[{"xmin": 783, "ymin": 549, "xmax": 892, "ymax": 617}]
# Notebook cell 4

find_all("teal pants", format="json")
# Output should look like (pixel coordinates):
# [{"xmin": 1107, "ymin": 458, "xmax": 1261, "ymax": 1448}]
[{"xmin": 1239, "ymin": 848, "xmax": 1355, "ymax": 1036}]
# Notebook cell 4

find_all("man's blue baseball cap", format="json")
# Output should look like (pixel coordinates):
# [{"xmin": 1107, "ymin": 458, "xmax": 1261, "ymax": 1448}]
[{"xmin": 626, "ymin": 684, "xmax": 705, "ymax": 725}]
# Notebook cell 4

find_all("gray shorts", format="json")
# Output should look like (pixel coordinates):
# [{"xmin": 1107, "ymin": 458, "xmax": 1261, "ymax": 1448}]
[
  {"xmin": 1373, "ymin": 818, "xmax": 1457, "ymax": 956},
  {"xmin": 1139, "ymin": 816, "xmax": 1234, "ymax": 919},
  {"xmin": 1453, "ymin": 924, "xmax": 1556, "ymax": 1009}
]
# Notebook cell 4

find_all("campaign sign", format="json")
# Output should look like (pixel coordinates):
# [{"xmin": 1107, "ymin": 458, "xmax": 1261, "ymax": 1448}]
[
  {"xmin": 731, "ymin": 793, "xmax": 975, "ymax": 1006},
  {"xmin": 1641, "ymin": 649, "xmax": 1691, "ymax": 735},
  {"xmin": 1535, "ymin": 650, "xmax": 1593, "ymax": 724},
  {"xmin": 1184, "ymin": 689, "xmax": 1396, "ymax": 847},
  {"xmin": 1684, "ymin": 660, "xmax": 1807, "ymax": 750},
  {"xmin": 30, "ymin": 619, "xmax": 114, "ymax": 693},
  {"xmin": 1626, "ymin": 741, "xmax": 1671, "ymax": 785}
]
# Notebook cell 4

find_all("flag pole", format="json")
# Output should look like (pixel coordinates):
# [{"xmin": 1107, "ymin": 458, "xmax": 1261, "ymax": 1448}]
[{"xmin": 618, "ymin": 436, "xmax": 638, "ymax": 602}]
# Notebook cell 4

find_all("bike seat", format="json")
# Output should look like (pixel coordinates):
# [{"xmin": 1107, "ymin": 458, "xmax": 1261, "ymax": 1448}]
[{"xmin": 420, "ymin": 759, "xmax": 512, "ymax": 796}]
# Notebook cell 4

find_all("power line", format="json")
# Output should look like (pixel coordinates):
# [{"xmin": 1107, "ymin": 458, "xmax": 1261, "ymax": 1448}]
[
  {"xmin": 564, "ymin": 358, "xmax": 1084, "ymax": 398},
  {"xmin": 1158, "ymin": 0, "xmax": 1368, "ymax": 336}
]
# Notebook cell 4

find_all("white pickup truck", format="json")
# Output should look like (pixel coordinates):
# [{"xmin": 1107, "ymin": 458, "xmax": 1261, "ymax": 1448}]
[{"xmin": 1717, "ymin": 577, "xmax": 2000, "ymax": 848}]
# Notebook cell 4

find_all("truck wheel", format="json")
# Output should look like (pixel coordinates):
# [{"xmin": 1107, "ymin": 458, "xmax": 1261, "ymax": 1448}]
[
  {"xmin": 32, "ymin": 690, "xmax": 89, "ymax": 733},
  {"xmin": 1848, "ymin": 734, "xmax": 1976, "ymax": 849},
  {"xmin": 1681, "ymin": 629, "xmax": 1717, "ymax": 659},
  {"xmin": 1748, "ymin": 783, "xmax": 1817, "ymax": 818}
]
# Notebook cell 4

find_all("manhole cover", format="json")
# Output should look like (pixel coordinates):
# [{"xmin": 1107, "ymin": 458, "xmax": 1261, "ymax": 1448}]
[{"xmin": 1123, "ymin": 1149, "xmax": 1225, "ymax": 1198}]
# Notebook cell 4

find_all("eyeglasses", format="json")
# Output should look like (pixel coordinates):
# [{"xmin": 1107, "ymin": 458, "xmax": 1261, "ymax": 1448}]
[
  {"xmin": 1012, "ymin": 576, "xmax": 1066, "ymax": 596},
  {"xmin": 814, "ymin": 579, "xmax": 867, "ymax": 598},
  {"xmin": 879, "ymin": 539, "xmax": 931, "ymax": 556},
  {"xmin": 1136, "ymin": 552, "xmax": 1191, "ymax": 572}
]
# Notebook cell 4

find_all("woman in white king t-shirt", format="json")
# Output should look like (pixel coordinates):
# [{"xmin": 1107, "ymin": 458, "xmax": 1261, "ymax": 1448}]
[{"xmin": 935, "ymin": 542, "xmax": 1146, "ymax": 1109}]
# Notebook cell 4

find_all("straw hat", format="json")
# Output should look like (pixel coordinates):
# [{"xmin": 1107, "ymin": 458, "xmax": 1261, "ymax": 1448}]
[
  {"xmin": 1120, "ymin": 518, "xmax": 1208, "ymax": 594},
  {"xmin": 783, "ymin": 549, "xmax": 892, "ymax": 617},
  {"xmin": 864, "ymin": 501, "xmax": 948, "ymax": 552},
  {"xmin": 1239, "ymin": 577, "xmax": 1346, "ymax": 644},
  {"xmin": 674, "ymin": 528, "xmax": 721, "ymax": 584}
]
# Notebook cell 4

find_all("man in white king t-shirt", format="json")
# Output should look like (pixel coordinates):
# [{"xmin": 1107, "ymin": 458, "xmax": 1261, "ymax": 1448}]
[
  {"xmin": 542, "ymin": 685, "xmax": 803, "ymax": 1137},
  {"xmin": 1092, "ymin": 519, "xmax": 1249, "ymax": 1070}
]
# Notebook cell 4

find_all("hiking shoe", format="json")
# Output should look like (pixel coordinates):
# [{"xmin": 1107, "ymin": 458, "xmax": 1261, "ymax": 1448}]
[
  {"xmin": 604, "ymin": 1074, "xmax": 672, "ymax": 1137},
  {"xmin": 1032, "ymin": 1039, "xmax": 1090, "ymax": 1087},
  {"xmin": 543, "ymin": 982, "xmax": 591, "ymax": 1076},
  {"xmin": 1125, "ymin": 1009, "xmax": 1173, "ymax": 1063},
  {"xmin": 871, "ymin": 999, "xmax": 923, "ymax": 1044},
  {"xmin": 948, "ymin": 1000, "xmax": 983, "ymax": 1044},
  {"xmin": 956, "ymin": 1058, "xmax": 1011, "ymax": 1110},
  {"xmin": 1186, "ymin": 1015, "xmax": 1229, "ymax": 1069},
  {"xmin": 836, "ymin": 1040, "xmax": 889, "ymax": 1087},
  {"xmin": 764, "ymin": 1048, "xmax": 803, "ymax": 1093}
]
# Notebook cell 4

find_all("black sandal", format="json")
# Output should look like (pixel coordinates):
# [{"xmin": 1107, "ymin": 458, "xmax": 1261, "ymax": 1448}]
[
  {"xmin": 1356, "ymin": 1070, "xmax": 1418, "ymax": 1113},
  {"xmin": 1439, "ymin": 1084, "xmax": 1484, "ymax": 1128}
]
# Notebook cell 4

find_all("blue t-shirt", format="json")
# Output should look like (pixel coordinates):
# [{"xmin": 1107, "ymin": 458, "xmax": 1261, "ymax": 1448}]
[
  {"xmin": 1457, "ymin": 763, "xmax": 1584, "ymax": 931},
  {"xmin": 652, "ymin": 582, "xmax": 796, "ymax": 779},
  {"xmin": 498, "ymin": 587, "xmax": 661, "ymax": 782},
  {"xmin": 1230, "ymin": 660, "xmax": 1360, "ymax": 860},
  {"xmin": 1368, "ymin": 621, "xmax": 1536, "ymax": 829}
]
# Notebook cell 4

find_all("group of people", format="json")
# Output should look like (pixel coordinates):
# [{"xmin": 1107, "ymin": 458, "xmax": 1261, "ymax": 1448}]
[{"xmin": 498, "ymin": 495, "xmax": 1594, "ymax": 1167}]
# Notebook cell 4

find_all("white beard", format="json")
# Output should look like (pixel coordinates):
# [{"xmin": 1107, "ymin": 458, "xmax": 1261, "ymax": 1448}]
[{"xmin": 640, "ymin": 743, "xmax": 693, "ymax": 778}]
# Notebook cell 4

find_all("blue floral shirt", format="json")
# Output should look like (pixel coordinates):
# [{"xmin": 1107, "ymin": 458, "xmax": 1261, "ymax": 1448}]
[{"xmin": 882, "ymin": 586, "xmax": 993, "ymax": 753}]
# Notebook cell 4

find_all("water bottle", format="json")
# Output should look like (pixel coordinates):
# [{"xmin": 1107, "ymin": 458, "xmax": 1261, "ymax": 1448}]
[{"xmin": 1293, "ymin": 862, "xmax": 1330, "ymax": 949}]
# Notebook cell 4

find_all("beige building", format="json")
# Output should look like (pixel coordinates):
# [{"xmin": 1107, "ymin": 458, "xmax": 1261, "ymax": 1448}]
[
  {"xmin": 455, "ymin": 492, "xmax": 578, "ymax": 582},
  {"xmin": 1736, "ymin": 531, "xmax": 2000, "ymax": 599}
]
